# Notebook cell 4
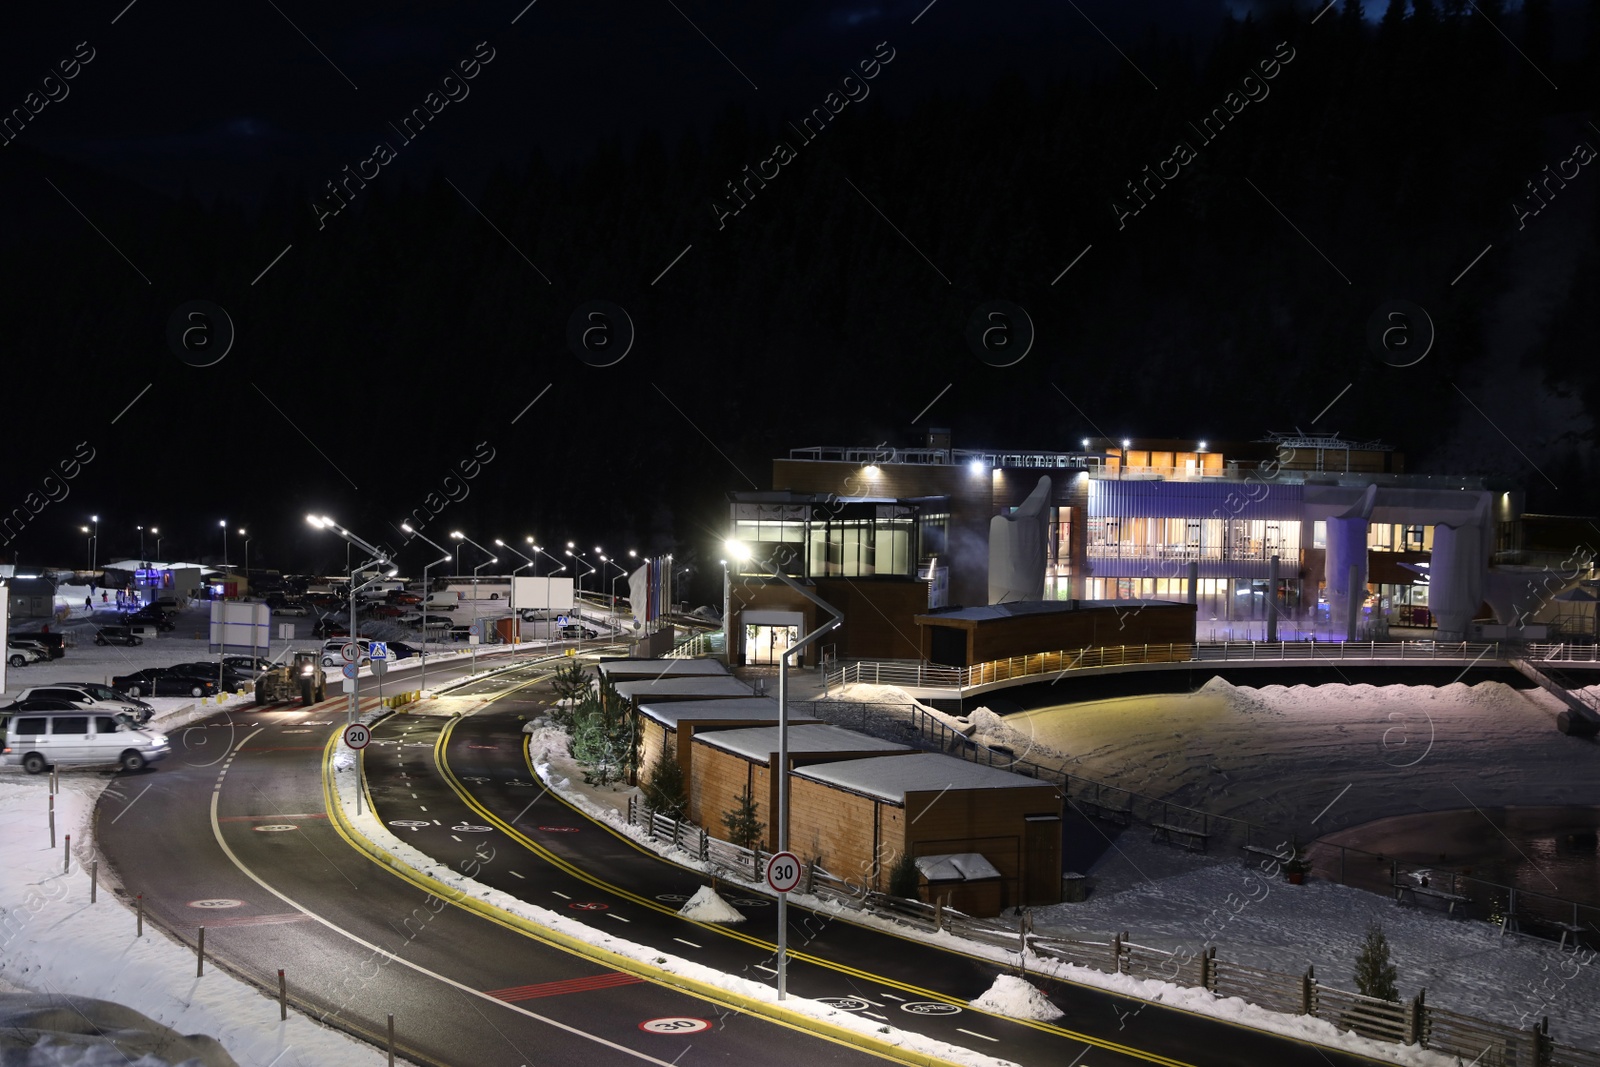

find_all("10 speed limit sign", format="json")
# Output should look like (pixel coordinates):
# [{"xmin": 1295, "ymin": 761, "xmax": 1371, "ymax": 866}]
[
  {"xmin": 343, "ymin": 723, "xmax": 371, "ymax": 750},
  {"xmin": 765, "ymin": 851, "xmax": 802, "ymax": 894}
]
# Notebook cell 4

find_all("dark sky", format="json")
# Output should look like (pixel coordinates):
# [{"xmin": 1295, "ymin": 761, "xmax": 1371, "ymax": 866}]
[{"xmin": 2, "ymin": 1, "xmax": 1593, "ymax": 598}]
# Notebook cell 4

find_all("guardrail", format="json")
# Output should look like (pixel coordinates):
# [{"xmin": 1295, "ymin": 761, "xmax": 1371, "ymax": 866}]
[{"xmin": 824, "ymin": 640, "xmax": 1510, "ymax": 693}]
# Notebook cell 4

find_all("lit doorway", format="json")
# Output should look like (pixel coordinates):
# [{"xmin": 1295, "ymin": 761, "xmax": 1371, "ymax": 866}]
[{"xmin": 745, "ymin": 624, "xmax": 798, "ymax": 665}]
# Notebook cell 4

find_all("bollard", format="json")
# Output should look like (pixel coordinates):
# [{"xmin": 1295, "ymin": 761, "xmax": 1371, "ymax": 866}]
[
  {"xmin": 49, "ymin": 796, "xmax": 55, "ymax": 848},
  {"xmin": 197, "ymin": 927, "xmax": 205, "ymax": 976},
  {"xmin": 387, "ymin": 1014, "xmax": 395, "ymax": 1066},
  {"xmin": 64, "ymin": 834, "xmax": 70, "ymax": 873},
  {"xmin": 136, "ymin": 895, "xmax": 143, "ymax": 937},
  {"xmin": 91, "ymin": 860, "xmax": 98, "ymax": 903},
  {"xmin": 278, "ymin": 970, "xmax": 287, "ymax": 1020}
]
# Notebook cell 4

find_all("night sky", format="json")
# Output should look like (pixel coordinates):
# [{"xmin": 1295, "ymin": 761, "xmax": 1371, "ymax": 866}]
[{"xmin": 2, "ymin": 1, "xmax": 1596, "ymax": 604}]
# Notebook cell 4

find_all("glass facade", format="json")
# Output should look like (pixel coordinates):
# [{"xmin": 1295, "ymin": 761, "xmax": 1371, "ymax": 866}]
[{"xmin": 730, "ymin": 501, "xmax": 931, "ymax": 579}]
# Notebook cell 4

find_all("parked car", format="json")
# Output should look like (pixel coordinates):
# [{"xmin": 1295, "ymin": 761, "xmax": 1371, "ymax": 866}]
[
  {"xmin": 150, "ymin": 597, "xmax": 184, "ymax": 613},
  {"xmin": 10, "ymin": 632, "xmax": 66, "ymax": 659},
  {"xmin": 319, "ymin": 640, "xmax": 371, "ymax": 668},
  {"xmin": 367, "ymin": 604, "xmax": 406, "ymax": 618},
  {"xmin": 112, "ymin": 669, "xmax": 219, "ymax": 698},
  {"xmin": 385, "ymin": 641, "xmax": 423, "ymax": 660},
  {"xmin": 271, "ymin": 601, "xmax": 310, "ymax": 616},
  {"xmin": 9, "ymin": 685, "xmax": 153, "ymax": 724},
  {"xmin": 560, "ymin": 624, "xmax": 599, "ymax": 640},
  {"xmin": 413, "ymin": 614, "xmax": 453, "ymax": 630},
  {"xmin": 121, "ymin": 606, "xmax": 176, "ymax": 631},
  {"xmin": 312, "ymin": 616, "xmax": 350, "ymax": 638},
  {"xmin": 519, "ymin": 608, "xmax": 555, "ymax": 621},
  {"xmin": 2, "ymin": 708, "xmax": 170, "ymax": 773},
  {"xmin": 166, "ymin": 662, "xmax": 252, "ymax": 691},
  {"xmin": 94, "ymin": 626, "xmax": 144, "ymax": 646},
  {"xmin": 386, "ymin": 591, "xmax": 423, "ymax": 605},
  {"xmin": 221, "ymin": 655, "xmax": 274, "ymax": 676},
  {"xmin": 6, "ymin": 643, "xmax": 46, "ymax": 668},
  {"xmin": 9, "ymin": 637, "xmax": 52, "ymax": 659}
]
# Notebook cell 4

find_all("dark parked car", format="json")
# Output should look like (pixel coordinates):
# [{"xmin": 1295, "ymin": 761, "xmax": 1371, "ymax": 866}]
[
  {"xmin": 0, "ymin": 697, "xmax": 86, "ymax": 712},
  {"xmin": 121, "ymin": 606, "xmax": 176, "ymax": 631},
  {"xmin": 560, "ymin": 625, "xmax": 599, "ymax": 639},
  {"xmin": 386, "ymin": 591, "xmax": 423, "ymax": 605},
  {"xmin": 166, "ymin": 662, "xmax": 252, "ymax": 690},
  {"xmin": 94, "ymin": 626, "xmax": 144, "ymax": 646},
  {"xmin": 221, "ymin": 655, "xmax": 275, "ymax": 675},
  {"xmin": 385, "ymin": 641, "xmax": 423, "ymax": 660},
  {"xmin": 312, "ymin": 616, "xmax": 350, "ymax": 638},
  {"xmin": 9, "ymin": 632, "xmax": 66, "ymax": 659},
  {"xmin": 112, "ymin": 669, "xmax": 219, "ymax": 698}
]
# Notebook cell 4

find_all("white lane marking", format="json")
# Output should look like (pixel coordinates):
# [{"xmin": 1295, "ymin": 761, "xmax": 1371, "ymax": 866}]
[
  {"xmin": 956, "ymin": 1028, "xmax": 998, "ymax": 1043},
  {"xmin": 754, "ymin": 964, "xmax": 777, "ymax": 974},
  {"xmin": 672, "ymin": 938, "xmax": 700, "ymax": 949},
  {"xmin": 881, "ymin": 992, "xmax": 905, "ymax": 1001},
  {"xmin": 552, "ymin": 891, "xmax": 570, "ymax": 900},
  {"xmin": 864, "ymin": 1012, "xmax": 887, "ymax": 1020},
  {"xmin": 451, "ymin": 835, "xmax": 462, "ymax": 842},
  {"xmin": 509, "ymin": 871, "xmax": 525, "ymax": 879},
  {"xmin": 432, "ymin": 819, "xmax": 440, "ymax": 825},
  {"xmin": 206, "ymin": 741, "xmax": 679, "ymax": 1066},
  {"xmin": 419, "ymin": 805, "xmax": 427, "ymax": 812},
  {"xmin": 606, "ymin": 913, "xmax": 630, "ymax": 923}
]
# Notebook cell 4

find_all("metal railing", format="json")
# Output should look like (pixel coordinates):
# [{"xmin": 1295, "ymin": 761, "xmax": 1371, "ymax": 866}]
[
  {"xmin": 824, "ymin": 640, "xmax": 1510, "ymax": 693},
  {"xmin": 664, "ymin": 630, "xmax": 724, "ymax": 659}
]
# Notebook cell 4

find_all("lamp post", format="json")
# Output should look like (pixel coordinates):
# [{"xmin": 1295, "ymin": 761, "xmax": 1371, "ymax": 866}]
[
  {"xmin": 496, "ymin": 538, "xmax": 538, "ymax": 657},
  {"xmin": 524, "ymin": 537, "xmax": 540, "ymax": 577},
  {"xmin": 80, "ymin": 526, "xmax": 93, "ymax": 572},
  {"xmin": 308, "ymin": 516, "xmax": 395, "ymax": 748},
  {"xmin": 239, "ymin": 529, "xmax": 249, "ymax": 597},
  {"xmin": 565, "ymin": 549, "xmax": 595, "ymax": 647},
  {"xmin": 90, "ymin": 515, "xmax": 98, "ymax": 572},
  {"xmin": 219, "ymin": 520, "xmax": 229, "ymax": 598},
  {"xmin": 152, "ymin": 529, "xmax": 161, "ymax": 562},
  {"xmin": 451, "ymin": 532, "xmax": 495, "ymax": 674},
  {"xmin": 400, "ymin": 523, "xmax": 454, "ymax": 694},
  {"xmin": 137, "ymin": 525, "xmax": 146, "ymax": 567},
  {"xmin": 720, "ymin": 558, "xmax": 730, "ymax": 666},
  {"xmin": 533, "ymin": 545, "xmax": 566, "ymax": 642}
]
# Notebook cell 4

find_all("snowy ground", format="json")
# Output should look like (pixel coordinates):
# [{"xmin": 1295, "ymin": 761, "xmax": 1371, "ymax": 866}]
[{"xmin": 831, "ymin": 676, "xmax": 1600, "ymax": 1051}]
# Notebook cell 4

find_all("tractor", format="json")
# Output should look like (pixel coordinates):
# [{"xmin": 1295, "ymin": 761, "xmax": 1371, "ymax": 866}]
[{"xmin": 254, "ymin": 650, "xmax": 328, "ymax": 706}]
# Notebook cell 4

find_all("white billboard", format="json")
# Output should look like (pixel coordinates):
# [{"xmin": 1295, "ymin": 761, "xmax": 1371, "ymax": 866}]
[
  {"xmin": 209, "ymin": 600, "xmax": 270, "ymax": 654},
  {"xmin": 511, "ymin": 576, "xmax": 574, "ymax": 614}
]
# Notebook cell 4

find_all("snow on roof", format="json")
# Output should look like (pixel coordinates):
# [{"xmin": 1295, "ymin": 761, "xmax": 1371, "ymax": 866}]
[
  {"xmin": 596, "ymin": 658, "xmax": 730, "ymax": 680},
  {"xmin": 920, "ymin": 598, "xmax": 1190, "ymax": 623},
  {"xmin": 915, "ymin": 853, "xmax": 1002, "ymax": 882},
  {"xmin": 637, "ymin": 697, "xmax": 820, "ymax": 729},
  {"xmin": 614, "ymin": 676, "xmax": 755, "ymax": 702},
  {"xmin": 695, "ymin": 724, "xmax": 914, "ymax": 761},
  {"xmin": 793, "ymin": 753, "xmax": 1059, "ymax": 804}
]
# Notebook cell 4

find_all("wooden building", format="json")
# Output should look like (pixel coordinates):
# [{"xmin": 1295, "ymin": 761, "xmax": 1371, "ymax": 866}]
[
  {"xmin": 634, "ymin": 698, "xmax": 823, "ymax": 803},
  {"xmin": 787, "ymin": 753, "xmax": 1063, "ymax": 915},
  {"xmin": 916, "ymin": 598, "xmax": 1196, "ymax": 668},
  {"xmin": 690, "ymin": 724, "xmax": 915, "ymax": 849},
  {"xmin": 595, "ymin": 658, "xmax": 731, "ymax": 683},
  {"xmin": 611, "ymin": 675, "xmax": 755, "ymax": 707}
]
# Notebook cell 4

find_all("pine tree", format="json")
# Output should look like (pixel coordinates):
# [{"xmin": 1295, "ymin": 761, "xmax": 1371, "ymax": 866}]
[
  {"xmin": 1353, "ymin": 923, "xmax": 1400, "ymax": 1001},
  {"xmin": 888, "ymin": 849, "xmax": 921, "ymax": 899},
  {"xmin": 641, "ymin": 742, "xmax": 687, "ymax": 820},
  {"xmin": 722, "ymin": 788, "xmax": 765, "ymax": 849},
  {"xmin": 549, "ymin": 660, "xmax": 590, "ymax": 726}
]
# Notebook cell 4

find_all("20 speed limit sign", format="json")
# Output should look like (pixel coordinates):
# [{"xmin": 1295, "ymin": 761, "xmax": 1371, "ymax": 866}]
[
  {"xmin": 343, "ymin": 723, "xmax": 371, "ymax": 750},
  {"xmin": 765, "ymin": 851, "xmax": 802, "ymax": 894}
]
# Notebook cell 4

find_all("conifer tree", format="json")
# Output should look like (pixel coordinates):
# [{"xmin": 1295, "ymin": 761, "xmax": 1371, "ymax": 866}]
[
  {"xmin": 641, "ymin": 743, "xmax": 687, "ymax": 820},
  {"xmin": 1353, "ymin": 923, "xmax": 1400, "ymax": 1002}
]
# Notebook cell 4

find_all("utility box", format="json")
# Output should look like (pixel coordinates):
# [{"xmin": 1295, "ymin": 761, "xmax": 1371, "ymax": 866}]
[{"xmin": 495, "ymin": 617, "xmax": 520, "ymax": 644}]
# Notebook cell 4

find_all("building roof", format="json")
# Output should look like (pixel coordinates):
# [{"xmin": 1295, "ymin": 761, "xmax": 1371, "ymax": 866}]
[
  {"xmin": 793, "ymin": 753, "xmax": 1059, "ymax": 804},
  {"xmin": 596, "ymin": 658, "xmax": 730, "ymax": 681},
  {"xmin": 636, "ymin": 697, "xmax": 821, "ymax": 730},
  {"xmin": 6, "ymin": 578, "xmax": 55, "ymax": 596},
  {"xmin": 918, "ymin": 598, "xmax": 1190, "ymax": 623},
  {"xmin": 614, "ymin": 676, "xmax": 755, "ymax": 702},
  {"xmin": 695, "ymin": 724, "xmax": 914, "ymax": 761}
]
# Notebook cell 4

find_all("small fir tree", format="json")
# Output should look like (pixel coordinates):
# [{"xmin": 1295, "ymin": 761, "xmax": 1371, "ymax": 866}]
[
  {"xmin": 549, "ymin": 660, "xmax": 590, "ymax": 726},
  {"xmin": 888, "ymin": 850, "xmax": 921, "ymax": 899},
  {"xmin": 641, "ymin": 743, "xmax": 687, "ymax": 820},
  {"xmin": 1353, "ymin": 923, "xmax": 1400, "ymax": 1002},
  {"xmin": 722, "ymin": 787, "xmax": 765, "ymax": 850}
]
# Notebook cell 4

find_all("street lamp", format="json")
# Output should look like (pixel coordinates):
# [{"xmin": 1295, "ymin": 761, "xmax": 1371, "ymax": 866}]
[
  {"xmin": 400, "ymin": 523, "xmax": 455, "ymax": 693},
  {"xmin": 80, "ymin": 526, "xmax": 94, "ymax": 572},
  {"xmin": 137, "ymin": 525, "xmax": 146, "ymax": 567},
  {"xmin": 497, "ymin": 538, "xmax": 539, "ymax": 657},
  {"xmin": 152, "ymin": 528, "xmax": 161, "ymax": 562},
  {"xmin": 239, "ymin": 528, "xmax": 249, "ymax": 595},
  {"xmin": 451, "ymin": 532, "xmax": 495, "ymax": 673},
  {"xmin": 308, "ymin": 515, "xmax": 396, "ymax": 759},
  {"xmin": 532, "ymin": 544, "xmax": 566, "ymax": 641},
  {"xmin": 524, "ymin": 537, "xmax": 540, "ymax": 577},
  {"xmin": 90, "ymin": 515, "xmax": 98, "ymax": 572},
  {"xmin": 496, "ymin": 539, "xmax": 537, "ymax": 576},
  {"xmin": 219, "ymin": 519, "xmax": 229, "ymax": 598}
]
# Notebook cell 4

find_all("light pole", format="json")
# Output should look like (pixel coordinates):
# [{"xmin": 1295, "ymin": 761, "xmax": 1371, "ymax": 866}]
[
  {"xmin": 524, "ymin": 537, "xmax": 540, "ymax": 577},
  {"xmin": 308, "ymin": 515, "xmax": 396, "ymax": 750},
  {"xmin": 451, "ymin": 532, "xmax": 495, "ymax": 674},
  {"xmin": 532, "ymin": 544, "xmax": 566, "ymax": 642},
  {"xmin": 565, "ymin": 549, "xmax": 595, "ymax": 645},
  {"xmin": 219, "ymin": 520, "xmax": 229, "ymax": 598},
  {"xmin": 90, "ymin": 515, "xmax": 98, "ymax": 572},
  {"xmin": 497, "ymin": 538, "xmax": 538, "ymax": 656},
  {"xmin": 80, "ymin": 526, "xmax": 94, "ymax": 572},
  {"xmin": 400, "ymin": 523, "xmax": 454, "ymax": 693},
  {"xmin": 152, "ymin": 529, "xmax": 161, "ymax": 562},
  {"xmin": 137, "ymin": 525, "xmax": 146, "ymax": 567},
  {"xmin": 720, "ymin": 558, "xmax": 731, "ymax": 666},
  {"xmin": 239, "ymin": 529, "xmax": 249, "ymax": 596}
]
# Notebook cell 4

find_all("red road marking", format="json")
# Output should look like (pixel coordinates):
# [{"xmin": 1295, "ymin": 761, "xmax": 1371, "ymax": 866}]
[
  {"xmin": 217, "ymin": 814, "xmax": 328, "ymax": 822},
  {"xmin": 486, "ymin": 972, "xmax": 642, "ymax": 1001},
  {"xmin": 567, "ymin": 902, "xmax": 608, "ymax": 911}
]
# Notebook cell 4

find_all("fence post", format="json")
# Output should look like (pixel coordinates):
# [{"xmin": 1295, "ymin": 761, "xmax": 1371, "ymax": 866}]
[
  {"xmin": 1404, "ymin": 988, "xmax": 1424, "ymax": 1045},
  {"xmin": 91, "ymin": 860, "xmax": 98, "ymax": 903},
  {"xmin": 136, "ymin": 894, "xmax": 143, "ymax": 938},
  {"xmin": 64, "ymin": 834, "xmax": 70, "ymax": 873},
  {"xmin": 279, "ymin": 969, "xmax": 287, "ymax": 1020},
  {"xmin": 197, "ymin": 926, "xmax": 206, "ymax": 977},
  {"xmin": 1300, "ymin": 965, "xmax": 1315, "ymax": 1016},
  {"xmin": 1111, "ymin": 932, "xmax": 1123, "ymax": 974},
  {"xmin": 1204, "ymin": 946, "xmax": 1217, "ymax": 992}
]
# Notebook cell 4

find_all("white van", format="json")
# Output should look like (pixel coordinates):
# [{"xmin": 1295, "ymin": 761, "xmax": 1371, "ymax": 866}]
[
  {"xmin": 424, "ymin": 591, "xmax": 458, "ymax": 609},
  {"xmin": 2, "ymin": 710, "xmax": 170, "ymax": 773}
]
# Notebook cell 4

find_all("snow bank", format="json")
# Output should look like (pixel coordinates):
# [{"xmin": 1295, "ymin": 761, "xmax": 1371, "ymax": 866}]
[
  {"xmin": 968, "ymin": 975, "xmax": 1063, "ymax": 1021},
  {"xmin": 678, "ymin": 886, "xmax": 745, "ymax": 923}
]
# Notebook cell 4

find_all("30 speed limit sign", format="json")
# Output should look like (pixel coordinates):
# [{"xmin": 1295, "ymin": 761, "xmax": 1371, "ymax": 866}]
[
  {"xmin": 765, "ymin": 851, "xmax": 802, "ymax": 894},
  {"xmin": 343, "ymin": 723, "xmax": 371, "ymax": 750}
]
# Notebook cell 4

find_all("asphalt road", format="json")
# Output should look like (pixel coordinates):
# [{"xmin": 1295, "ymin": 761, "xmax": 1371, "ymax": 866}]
[
  {"xmin": 95, "ymin": 652, "xmax": 892, "ymax": 1067},
  {"xmin": 370, "ymin": 656, "xmax": 1401, "ymax": 1067}
]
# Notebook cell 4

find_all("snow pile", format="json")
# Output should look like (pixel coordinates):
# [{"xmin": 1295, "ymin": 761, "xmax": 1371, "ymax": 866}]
[
  {"xmin": 0, "ymin": 992, "xmax": 238, "ymax": 1066},
  {"xmin": 968, "ymin": 974, "xmax": 1064, "ymax": 1021},
  {"xmin": 677, "ymin": 885, "xmax": 745, "ymax": 922}
]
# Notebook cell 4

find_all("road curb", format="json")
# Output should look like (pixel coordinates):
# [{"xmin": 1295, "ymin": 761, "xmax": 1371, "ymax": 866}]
[{"xmin": 320, "ymin": 723, "xmax": 974, "ymax": 1067}]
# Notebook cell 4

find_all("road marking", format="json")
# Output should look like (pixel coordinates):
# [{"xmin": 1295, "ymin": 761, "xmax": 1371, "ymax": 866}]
[
  {"xmin": 881, "ymin": 992, "xmax": 905, "ymax": 1000},
  {"xmin": 552, "ymin": 891, "xmax": 571, "ymax": 900},
  {"xmin": 864, "ymin": 1012, "xmax": 888, "ymax": 1020},
  {"xmin": 672, "ymin": 938, "xmax": 700, "ymax": 949},
  {"xmin": 432, "ymin": 819, "xmax": 441, "ymax": 825},
  {"xmin": 606, "ymin": 913, "xmax": 630, "ymax": 922},
  {"xmin": 509, "ymin": 871, "xmax": 525, "ymax": 879},
  {"xmin": 451, "ymin": 835, "xmax": 462, "ymax": 842},
  {"xmin": 419, "ymin": 805, "xmax": 428, "ymax": 811},
  {"xmin": 487, "ymin": 972, "xmax": 643, "ymax": 1001},
  {"xmin": 754, "ymin": 964, "xmax": 777, "ymax": 974},
  {"xmin": 956, "ymin": 1028, "xmax": 998, "ymax": 1043}
]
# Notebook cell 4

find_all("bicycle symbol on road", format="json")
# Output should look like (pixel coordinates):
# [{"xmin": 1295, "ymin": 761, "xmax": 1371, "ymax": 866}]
[
  {"xmin": 388, "ymin": 820, "xmax": 431, "ymax": 830},
  {"xmin": 818, "ymin": 997, "xmax": 871, "ymax": 1012},
  {"xmin": 460, "ymin": 776, "xmax": 491, "ymax": 784},
  {"xmin": 452, "ymin": 823, "xmax": 493, "ymax": 833}
]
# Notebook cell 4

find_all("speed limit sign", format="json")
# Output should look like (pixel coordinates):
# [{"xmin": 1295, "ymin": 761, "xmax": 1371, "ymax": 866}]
[
  {"xmin": 343, "ymin": 723, "xmax": 371, "ymax": 750},
  {"xmin": 765, "ymin": 851, "xmax": 802, "ymax": 894},
  {"xmin": 340, "ymin": 642, "xmax": 360, "ymax": 663}
]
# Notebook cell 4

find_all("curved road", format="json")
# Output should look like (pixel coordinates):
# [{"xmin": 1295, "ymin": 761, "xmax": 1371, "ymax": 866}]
[{"xmin": 96, "ymin": 651, "xmax": 891, "ymax": 1067}]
